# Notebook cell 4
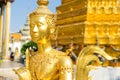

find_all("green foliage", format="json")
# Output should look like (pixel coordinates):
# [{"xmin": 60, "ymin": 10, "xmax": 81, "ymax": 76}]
[
  {"xmin": 21, "ymin": 41, "xmax": 38, "ymax": 55},
  {"xmin": 0, "ymin": 60, "xmax": 2, "ymax": 63}
]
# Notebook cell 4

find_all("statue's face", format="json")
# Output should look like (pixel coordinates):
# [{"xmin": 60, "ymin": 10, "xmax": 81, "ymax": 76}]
[{"xmin": 30, "ymin": 17, "xmax": 50, "ymax": 43}]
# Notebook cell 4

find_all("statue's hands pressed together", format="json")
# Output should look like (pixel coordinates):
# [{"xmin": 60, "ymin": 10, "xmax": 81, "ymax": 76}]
[
  {"xmin": 13, "ymin": 67, "xmax": 31, "ymax": 80},
  {"xmin": 13, "ymin": 49, "xmax": 31, "ymax": 80}
]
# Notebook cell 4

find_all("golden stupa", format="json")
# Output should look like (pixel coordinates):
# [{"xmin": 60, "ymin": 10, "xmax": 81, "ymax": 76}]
[{"xmin": 56, "ymin": 0, "xmax": 120, "ymax": 60}]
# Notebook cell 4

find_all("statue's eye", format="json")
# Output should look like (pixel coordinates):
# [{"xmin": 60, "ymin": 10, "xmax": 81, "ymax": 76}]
[
  {"xmin": 31, "ymin": 23, "xmax": 35, "ymax": 27},
  {"xmin": 38, "ymin": 23, "xmax": 43, "ymax": 27}
]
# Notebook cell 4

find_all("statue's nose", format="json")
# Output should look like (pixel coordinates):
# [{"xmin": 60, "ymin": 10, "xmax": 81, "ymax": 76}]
[{"xmin": 33, "ymin": 25, "xmax": 39, "ymax": 32}]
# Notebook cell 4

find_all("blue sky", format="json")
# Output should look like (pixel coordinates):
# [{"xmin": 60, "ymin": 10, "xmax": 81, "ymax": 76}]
[{"xmin": 10, "ymin": 0, "xmax": 61, "ymax": 33}]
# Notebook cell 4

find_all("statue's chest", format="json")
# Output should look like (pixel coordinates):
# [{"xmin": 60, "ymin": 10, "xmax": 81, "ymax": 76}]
[{"xmin": 30, "ymin": 54, "xmax": 58, "ymax": 78}]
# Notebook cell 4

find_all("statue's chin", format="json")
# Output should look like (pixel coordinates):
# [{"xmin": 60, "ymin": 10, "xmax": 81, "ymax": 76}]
[
  {"xmin": 32, "ymin": 39, "xmax": 38, "ymax": 43},
  {"xmin": 31, "ymin": 36, "xmax": 40, "ymax": 41}
]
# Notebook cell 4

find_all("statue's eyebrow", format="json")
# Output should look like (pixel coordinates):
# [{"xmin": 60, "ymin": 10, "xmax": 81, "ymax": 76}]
[
  {"xmin": 37, "ymin": 22, "xmax": 44, "ymax": 25},
  {"xmin": 30, "ymin": 23, "xmax": 35, "ymax": 26}
]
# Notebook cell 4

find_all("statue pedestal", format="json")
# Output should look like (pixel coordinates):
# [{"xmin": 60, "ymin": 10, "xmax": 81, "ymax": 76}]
[{"xmin": 0, "ymin": 60, "xmax": 24, "ymax": 80}]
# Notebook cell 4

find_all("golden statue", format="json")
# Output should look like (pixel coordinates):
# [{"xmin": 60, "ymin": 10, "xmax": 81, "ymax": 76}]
[
  {"xmin": 13, "ymin": 0, "xmax": 73, "ymax": 80},
  {"xmin": 13, "ymin": 0, "xmax": 116, "ymax": 80}
]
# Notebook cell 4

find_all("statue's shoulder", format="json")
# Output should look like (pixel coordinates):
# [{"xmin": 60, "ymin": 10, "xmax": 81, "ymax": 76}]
[
  {"xmin": 51, "ymin": 49, "xmax": 72, "ymax": 64},
  {"xmin": 50, "ymin": 49, "xmax": 66, "ymax": 56},
  {"xmin": 58, "ymin": 54, "xmax": 73, "ymax": 69},
  {"xmin": 48, "ymin": 49, "xmax": 71, "ymax": 61}
]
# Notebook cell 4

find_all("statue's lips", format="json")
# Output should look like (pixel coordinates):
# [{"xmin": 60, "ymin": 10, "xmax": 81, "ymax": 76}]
[
  {"xmin": 32, "ymin": 35, "xmax": 43, "ymax": 40},
  {"xmin": 31, "ymin": 35, "xmax": 39, "ymax": 39},
  {"xmin": 32, "ymin": 33, "xmax": 39, "ymax": 37},
  {"xmin": 33, "ymin": 36, "xmax": 39, "ymax": 38}
]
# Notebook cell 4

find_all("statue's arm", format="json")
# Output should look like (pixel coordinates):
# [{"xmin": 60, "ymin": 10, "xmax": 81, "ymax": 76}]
[
  {"xmin": 13, "ymin": 67, "xmax": 31, "ymax": 80},
  {"xmin": 13, "ymin": 49, "xmax": 31, "ymax": 80},
  {"xmin": 59, "ymin": 56, "xmax": 73, "ymax": 80}
]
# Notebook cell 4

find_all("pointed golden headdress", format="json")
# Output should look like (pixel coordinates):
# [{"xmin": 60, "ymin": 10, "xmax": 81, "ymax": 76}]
[{"xmin": 29, "ymin": 0, "xmax": 55, "ymax": 29}]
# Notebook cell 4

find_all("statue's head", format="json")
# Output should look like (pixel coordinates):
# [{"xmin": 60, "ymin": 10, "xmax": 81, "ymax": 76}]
[{"xmin": 29, "ymin": 0, "xmax": 55, "ymax": 43}]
